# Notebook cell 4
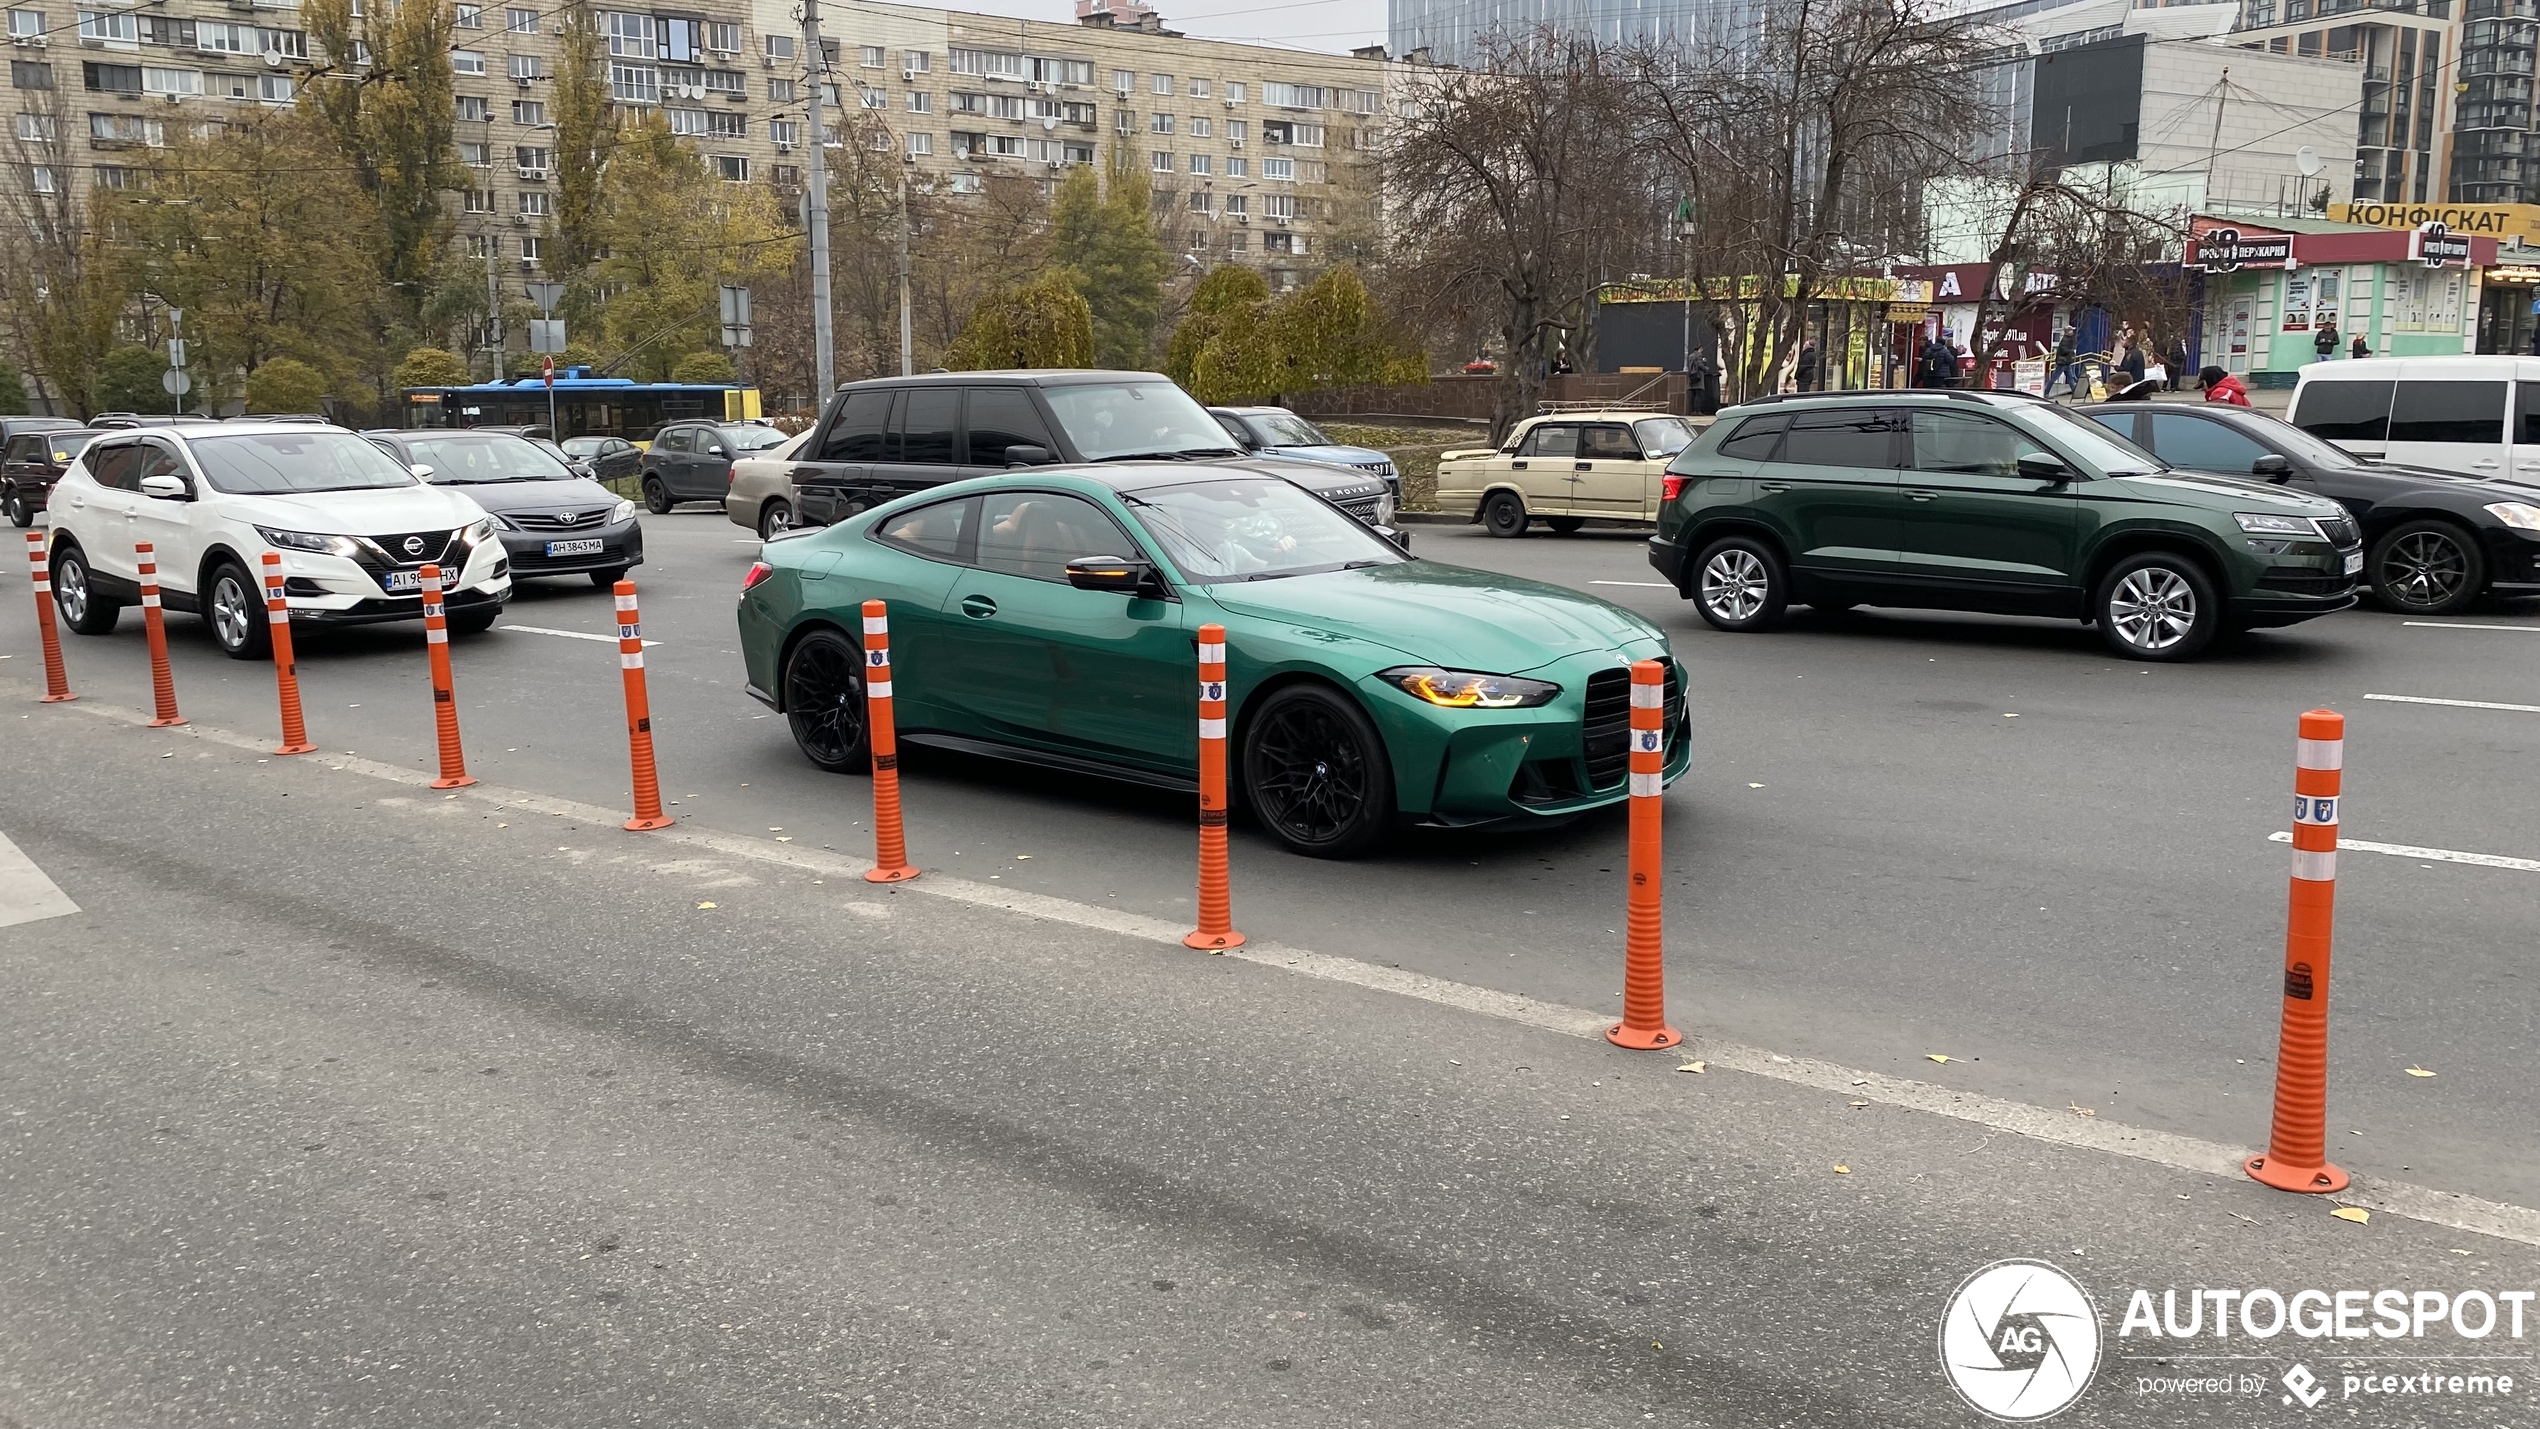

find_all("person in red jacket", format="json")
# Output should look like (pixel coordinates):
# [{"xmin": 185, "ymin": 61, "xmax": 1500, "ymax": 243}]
[{"xmin": 2200, "ymin": 365, "xmax": 2251, "ymax": 406}]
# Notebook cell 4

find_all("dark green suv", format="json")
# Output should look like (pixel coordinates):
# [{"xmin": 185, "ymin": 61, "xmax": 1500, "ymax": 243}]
[{"xmin": 1646, "ymin": 391, "xmax": 2362, "ymax": 660}]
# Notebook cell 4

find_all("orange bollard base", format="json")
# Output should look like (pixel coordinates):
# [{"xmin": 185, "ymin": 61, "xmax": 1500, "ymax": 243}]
[
  {"xmin": 148, "ymin": 713, "xmax": 186, "ymax": 727},
  {"xmin": 864, "ymin": 863, "xmax": 919, "ymax": 883},
  {"xmin": 1182, "ymin": 927, "xmax": 1245, "ymax": 951},
  {"xmin": 41, "ymin": 690, "xmax": 76, "ymax": 704},
  {"xmin": 2244, "ymin": 1152, "xmax": 2350, "ymax": 1194},
  {"xmin": 273, "ymin": 739, "xmax": 315, "ymax": 755},
  {"xmin": 1604, "ymin": 1021, "xmax": 1681, "ymax": 1051},
  {"xmin": 624, "ymin": 812, "xmax": 675, "ymax": 832},
  {"xmin": 432, "ymin": 773, "xmax": 477, "ymax": 789}
]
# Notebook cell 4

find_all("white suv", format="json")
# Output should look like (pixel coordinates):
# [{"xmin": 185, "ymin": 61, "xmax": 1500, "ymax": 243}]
[{"xmin": 45, "ymin": 421, "xmax": 511, "ymax": 659}]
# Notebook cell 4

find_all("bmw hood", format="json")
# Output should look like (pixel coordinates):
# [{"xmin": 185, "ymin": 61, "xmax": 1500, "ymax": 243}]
[
  {"xmin": 1206, "ymin": 562, "xmax": 1665, "ymax": 674},
  {"xmin": 233, "ymin": 483, "xmax": 491, "ymax": 536},
  {"xmin": 432, "ymin": 477, "xmax": 624, "ymax": 518}
]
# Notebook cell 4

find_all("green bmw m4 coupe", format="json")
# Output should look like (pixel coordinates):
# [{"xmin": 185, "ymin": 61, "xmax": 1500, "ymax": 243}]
[{"xmin": 737, "ymin": 466, "xmax": 1693, "ymax": 858}]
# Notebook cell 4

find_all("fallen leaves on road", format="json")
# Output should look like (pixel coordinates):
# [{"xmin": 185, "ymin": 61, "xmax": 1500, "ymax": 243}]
[
  {"xmin": 2404, "ymin": 1067, "xmax": 2437, "ymax": 1078},
  {"xmin": 1833, "ymin": 1165, "xmax": 1851, "ymax": 1174},
  {"xmin": 696, "ymin": 901, "xmax": 718, "ymax": 910},
  {"xmin": 2331, "ymin": 1207, "xmax": 2369, "ymax": 1225},
  {"xmin": 1927, "ymin": 1054, "xmax": 1953, "ymax": 1064},
  {"xmin": 1849, "ymin": 1100, "xmax": 1870, "ymax": 1109},
  {"xmin": 1676, "ymin": 1061, "xmax": 1705, "ymax": 1074},
  {"xmin": 2066, "ymin": 1104, "xmax": 2098, "ymax": 1118},
  {"xmin": 1746, "ymin": 782, "xmax": 1764, "ymax": 789}
]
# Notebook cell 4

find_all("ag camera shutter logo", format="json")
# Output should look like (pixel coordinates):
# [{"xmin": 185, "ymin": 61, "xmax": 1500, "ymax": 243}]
[{"xmin": 1939, "ymin": 1259, "xmax": 2103, "ymax": 1420}]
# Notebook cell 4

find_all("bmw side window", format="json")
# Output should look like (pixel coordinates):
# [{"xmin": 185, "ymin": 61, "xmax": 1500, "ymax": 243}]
[
  {"xmin": 876, "ymin": 495, "xmax": 976, "ymax": 561},
  {"xmin": 1712, "ymin": 415, "xmax": 1785, "ymax": 461},
  {"xmin": 2388, "ymin": 380, "xmax": 2505, "ymax": 444},
  {"xmin": 975, "ymin": 491, "xmax": 1136, "ymax": 581},
  {"xmin": 2290, "ymin": 379, "xmax": 2392, "ymax": 441},
  {"xmin": 2515, "ymin": 382, "xmax": 2540, "ymax": 444},
  {"xmin": 2141, "ymin": 414, "xmax": 2269, "ymax": 474},
  {"xmin": 1777, "ymin": 411, "xmax": 1899, "ymax": 468}
]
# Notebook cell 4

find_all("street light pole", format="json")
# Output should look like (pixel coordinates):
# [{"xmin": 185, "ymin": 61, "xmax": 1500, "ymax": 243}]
[
  {"xmin": 898, "ymin": 162, "xmax": 913, "ymax": 377},
  {"xmin": 802, "ymin": 0, "xmax": 835, "ymax": 402}
]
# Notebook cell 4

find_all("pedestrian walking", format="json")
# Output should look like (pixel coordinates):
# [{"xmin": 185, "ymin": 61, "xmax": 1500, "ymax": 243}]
[
  {"xmin": 2118, "ymin": 334, "xmax": 2146, "ymax": 387},
  {"xmin": 2201, "ymin": 365, "xmax": 2251, "ymax": 406},
  {"xmin": 2350, "ymin": 333, "xmax": 2370, "ymax": 361},
  {"xmin": 2049, "ymin": 328, "xmax": 2079, "ymax": 398},
  {"xmin": 2165, "ymin": 337, "xmax": 2189, "ymax": 391},
  {"xmin": 1794, "ymin": 341, "xmax": 1821, "ymax": 392},
  {"xmin": 2314, "ymin": 319, "xmax": 2340, "ymax": 363},
  {"xmin": 1919, "ymin": 332, "xmax": 1953, "ymax": 388}
]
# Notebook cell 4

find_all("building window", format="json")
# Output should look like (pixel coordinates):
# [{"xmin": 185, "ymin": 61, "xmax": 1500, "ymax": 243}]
[
  {"xmin": 92, "ymin": 164, "xmax": 133, "ymax": 188},
  {"xmin": 512, "ymin": 98, "xmax": 544, "ymax": 124},
  {"xmin": 709, "ymin": 153, "xmax": 745, "ymax": 181},
  {"xmin": 703, "ymin": 67, "xmax": 743, "ymax": 94},
  {"xmin": 1264, "ymin": 82, "xmax": 1322, "ymax": 109},
  {"xmin": 1263, "ymin": 157, "xmax": 1293, "ymax": 180},
  {"xmin": 11, "ymin": 59, "xmax": 50, "ymax": 87},
  {"xmin": 1150, "ymin": 111, "xmax": 1172, "ymax": 133},
  {"xmin": 197, "ymin": 21, "xmax": 253, "ymax": 52},
  {"xmin": 1223, "ymin": 193, "xmax": 1246, "ymax": 214},
  {"xmin": 769, "ymin": 118, "xmax": 800, "ymax": 146},
  {"xmin": 454, "ymin": 3, "xmax": 481, "ymax": 27},
  {"xmin": 902, "ymin": 49, "xmax": 929, "ymax": 72},
  {"xmin": 1151, "ymin": 149, "xmax": 1171, "ymax": 171},
  {"xmin": 1112, "ymin": 67, "xmax": 1132, "ymax": 93},
  {"xmin": 1224, "ymin": 156, "xmax": 1246, "ymax": 178},
  {"xmin": 1189, "ymin": 152, "xmax": 1210, "ymax": 174},
  {"xmin": 1226, "ymin": 229, "xmax": 1246, "ymax": 251},
  {"xmin": 667, "ymin": 106, "xmax": 706, "ymax": 134},
  {"xmin": 456, "ymin": 95, "xmax": 490, "ymax": 121},
  {"xmin": 1262, "ymin": 193, "xmax": 1295, "ymax": 218},
  {"xmin": 451, "ymin": 49, "xmax": 485, "ymax": 75},
  {"xmin": 515, "ymin": 144, "xmax": 550, "ymax": 168},
  {"xmin": 8, "ymin": 9, "xmax": 42, "ymax": 39},
  {"xmin": 507, "ymin": 6, "xmax": 538, "ymax": 31},
  {"xmin": 906, "ymin": 90, "xmax": 929, "ymax": 113},
  {"xmin": 1226, "ymin": 81, "xmax": 1244, "ymax": 103},
  {"xmin": 766, "ymin": 77, "xmax": 793, "ymax": 101},
  {"xmin": 905, "ymin": 130, "xmax": 930, "ymax": 156},
  {"xmin": 14, "ymin": 112, "xmax": 53, "ymax": 141},
  {"xmin": 458, "ymin": 139, "xmax": 488, "ymax": 164},
  {"xmin": 260, "ymin": 28, "xmax": 305, "ymax": 58},
  {"xmin": 950, "ymin": 171, "xmax": 983, "ymax": 193},
  {"xmin": 859, "ymin": 44, "xmax": 884, "ymax": 67},
  {"xmin": 1188, "ymin": 189, "xmax": 1210, "ymax": 210},
  {"xmin": 609, "ymin": 62, "xmax": 656, "ymax": 103},
  {"xmin": 1113, "ymin": 108, "xmax": 1131, "ymax": 134},
  {"xmin": 706, "ymin": 109, "xmax": 743, "ymax": 136},
  {"xmin": 765, "ymin": 33, "xmax": 793, "ymax": 60},
  {"xmin": 467, "ymin": 233, "xmax": 495, "ymax": 257},
  {"xmin": 705, "ymin": 20, "xmax": 738, "ymax": 52},
  {"xmin": 82, "ymin": 61, "xmax": 141, "ymax": 93},
  {"xmin": 78, "ymin": 9, "xmax": 136, "ymax": 44},
  {"xmin": 604, "ymin": 11, "xmax": 653, "ymax": 57},
  {"xmin": 1190, "ymin": 76, "xmax": 1209, "ymax": 98},
  {"xmin": 509, "ymin": 53, "xmax": 541, "ymax": 79},
  {"xmin": 30, "ymin": 163, "xmax": 53, "ymax": 191},
  {"xmin": 518, "ymin": 190, "xmax": 550, "ymax": 215},
  {"xmin": 463, "ymin": 188, "xmax": 494, "ymax": 213},
  {"xmin": 141, "ymin": 66, "xmax": 200, "ymax": 96},
  {"xmin": 519, "ymin": 235, "xmax": 543, "ymax": 265},
  {"xmin": 1189, "ymin": 115, "xmax": 1209, "ymax": 137},
  {"xmin": 861, "ymin": 85, "xmax": 885, "ymax": 108},
  {"xmin": 1264, "ymin": 232, "xmax": 1300, "ymax": 253},
  {"xmin": 1297, "ymin": 159, "xmax": 1326, "ymax": 182},
  {"xmin": 1151, "ymin": 72, "xmax": 1171, "ymax": 94},
  {"xmin": 1225, "ymin": 119, "xmax": 1246, "ymax": 142}
]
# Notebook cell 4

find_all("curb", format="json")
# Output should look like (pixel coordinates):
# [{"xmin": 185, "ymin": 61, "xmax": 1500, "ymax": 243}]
[{"xmin": 1395, "ymin": 511, "xmax": 1465, "ymax": 526}]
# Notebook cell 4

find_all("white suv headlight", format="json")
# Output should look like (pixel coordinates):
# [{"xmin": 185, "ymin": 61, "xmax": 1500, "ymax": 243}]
[
  {"xmin": 460, "ymin": 517, "xmax": 497, "ymax": 545},
  {"xmin": 256, "ymin": 526, "xmax": 361, "ymax": 558}
]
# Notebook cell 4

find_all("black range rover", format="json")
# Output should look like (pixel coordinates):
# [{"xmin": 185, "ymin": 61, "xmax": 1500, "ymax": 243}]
[{"xmin": 782, "ymin": 371, "xmax": 1401, "ymax": 536}]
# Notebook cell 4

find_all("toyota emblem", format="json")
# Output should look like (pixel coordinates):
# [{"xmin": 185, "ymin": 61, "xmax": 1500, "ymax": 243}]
[{"xmin": 401, "ymin": 536, "xmax": 427, "ymax": 557}]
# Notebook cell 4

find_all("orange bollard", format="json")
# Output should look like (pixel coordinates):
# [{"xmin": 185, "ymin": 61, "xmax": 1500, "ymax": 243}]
[
  {"xmin": 23, "ymin": 530, "xmax": 73, "ymax": 703},
  {"xmin": 614, "ymin": 580, "xmax": 673, "ymax": 831},
  {"xmin": 2247, "ymin": 709, "xmax": 2350, "ymax": 1194},
  {"xmin": 261, "ymin": 552, "xmax": 315, "ymax": 755},
  {"xmin": 418, "ymin": 564, "xmax": 474, "ymax": 789},
  {"xmin": 1183, "ymin": 622, "xmax": 1244, "ymax": 950},
  {"xmin": 861, "ymin": 598, "xmax": 917, "ymax": 883},
  {"xmin": 1607, "ymin": 658, "xmax": 1681, "ymax": 1050},
  {"xmin": 135, "ymin": 540, "xmax": 184, "ymax": 726}
]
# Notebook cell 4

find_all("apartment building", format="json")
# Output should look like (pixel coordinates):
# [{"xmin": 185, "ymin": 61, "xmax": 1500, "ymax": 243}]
[
  {"xmin": 2228, "ymin": 0, "xmax": 2457, "ymax": 206},
  {"xmin": 2, "ymin": 0, "xmax": 1380, "ymax": 299}
]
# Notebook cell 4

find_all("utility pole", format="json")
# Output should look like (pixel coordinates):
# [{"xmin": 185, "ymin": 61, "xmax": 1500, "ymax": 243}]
[
  {"xmin": 484, "ymin": 233, "xmax": 505, "ymax": 382},
  {"xmin": 2205, "ymin": 68, "xmax": 2231, "ymax": 190},
  {"xmin": 898, "ymin": 162, "xmax": 913, "ymax": 376},
  {"xmin": 802, "ymin": 0, "xmax": 835, "ymax": 400}
]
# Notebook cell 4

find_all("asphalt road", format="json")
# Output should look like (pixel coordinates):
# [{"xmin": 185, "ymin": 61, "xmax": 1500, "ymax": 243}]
[
  {"xmin": 4, "ymin": 707, "xmax": 2535, "ymax": 1426},
  {"xmin": 4, "ymin": 505, "xmax": 2535, "ymax": 1221}
]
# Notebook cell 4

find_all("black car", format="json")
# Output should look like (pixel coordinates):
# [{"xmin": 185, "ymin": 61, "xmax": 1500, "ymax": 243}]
[
  {"xmin": 1, "ymin": 425, "xmax": 98, "ymax": 527},
  {"xmin": 637, "ymin": 420, "xmax": 793, "ymax": 513},
  {"xmin": 2081, "ymin": 402, "xmax": 2540, "ymax": 614},
  {"xmin": 782, "ymin": 371, "xmax": 1404, "ymax": 535},
  {"xmin": 368, "ymin": 429, "xmax": 644, "ymax": 588},
  {"xmin": 560, "ymin": 434, "xmax": 642, "ymax": 483}
]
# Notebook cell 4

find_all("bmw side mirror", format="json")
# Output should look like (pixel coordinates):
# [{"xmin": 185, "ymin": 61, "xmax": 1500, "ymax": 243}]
[
  {"xmin": 1064, "ymin": 554, "xmax": 1156, "ymax": 594},
  {"xmin": 1005, "ymin": 443, "xmax": 1053, "ymax": 467},
  {"xmin": 2015, "ymin": 453, "xmax": 2071, "ymax": 483},
  {"xmin": 2252, "ymin": 454, "xmax": 2294, "ymax": 483},
  {"xmin": 138, "ymin": 473, "xmax": 187, "ymax": 500}
]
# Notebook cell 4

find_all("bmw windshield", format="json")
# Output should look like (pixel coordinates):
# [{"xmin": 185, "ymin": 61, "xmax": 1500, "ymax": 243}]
[
  {"xmin": 1125, "ymin": 478, "xmax": 1408, "ymax": 583},
  {"xmin": 1043, "ymin": 382, "xmax": 1243, "ymax": 462}
]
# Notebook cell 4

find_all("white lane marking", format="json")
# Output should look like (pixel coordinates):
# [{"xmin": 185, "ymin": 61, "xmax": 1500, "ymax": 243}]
[
  {"xmin": 2269, "ymin": 830, "xmax": 2540, "ymax": 873},
  {"xmin": 2364, "ymin": 692, "xmax": 2540, "ymax": 715},
  {"xmin": 51, "ymin": 696, "xmax": 2540, "ymax": 1249},
  {"xmin": 506, "ymin": 624, "xmax": 661, "ymax": 648},
  {"xmin": 2403, "ymin": 621, "xmax": 2540, "ymax": 633},
  {"xmin": 1590, "ymin": 580, "xmax": 1675, "ymax": 588},
  {"xmin": 0, "ymin": 829, "xmax": 80, "ymax": 928}
]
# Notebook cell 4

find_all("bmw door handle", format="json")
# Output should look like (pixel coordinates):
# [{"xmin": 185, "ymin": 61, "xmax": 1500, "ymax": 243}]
[
  {"xmin": 1906, "ymin": 489, "xmax": 1938, "ymax": 502},
  {"xmin": 1757, "ymin": 481, "xmax": 1789, "ymax": 493},
  {"xmin": 960, "ymin": 594, "xmax": 997, "ymax": 619}
]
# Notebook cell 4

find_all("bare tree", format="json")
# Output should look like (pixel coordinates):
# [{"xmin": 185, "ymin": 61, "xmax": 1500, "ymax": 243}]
[
  {"xmin": 0, "ymin": 61, "xmax": 120, "ymax": 414},
  {"xmin": 1959, "ymin": 164, "xmax": 2192, "ymax": 376}
]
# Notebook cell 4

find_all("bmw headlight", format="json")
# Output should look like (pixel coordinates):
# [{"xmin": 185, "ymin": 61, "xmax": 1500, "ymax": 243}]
[
  {"xmin": 2484, "ymin": 501, "xmax": 2540, "ymax": 531},
  {"xmin": 612, "ymin": 498, "xmax": 637, "ymax": 524},
  {"xmin": 256, "ymin": 526, "xmax": 360, "ymax": 558},
  {"xmin": 2234, "ymin": 512, "xmax": 2319, "ymax": 537},
  {"xmin": 1381, "ymin": 666, "xmax": 1561, "ymax": 709}
]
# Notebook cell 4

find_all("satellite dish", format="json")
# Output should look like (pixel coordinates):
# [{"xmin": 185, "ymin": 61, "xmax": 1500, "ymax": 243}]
[
  {"xmin": 1042, "ymin": 115, "xmax": 1058, "ymax": 130},
  {"xmin": 2295, "ymin": 146, "xmax": 2323, "ymax": 178}
]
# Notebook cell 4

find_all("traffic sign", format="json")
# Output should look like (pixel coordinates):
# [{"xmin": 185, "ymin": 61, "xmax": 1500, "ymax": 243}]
[
  {"xmin": 542, "ymin": 355, "xmax": 554, "ymax": 389},
  {"xmin": 524, "ymin": 281, "xmax": 565, "ymax": 314},
  {"xmin": 161, "ymin": 369, "xmax": 190, "ymax": 397},
  {"xmin": 166, "ymin": 338, "xmax": 186, "ymax": 368}
]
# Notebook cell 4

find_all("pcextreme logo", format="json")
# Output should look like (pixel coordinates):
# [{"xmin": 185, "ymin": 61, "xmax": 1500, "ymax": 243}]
[{"xmin": 1939, "ymin": 1260, "xmax": 2103, "ymax": 1420}]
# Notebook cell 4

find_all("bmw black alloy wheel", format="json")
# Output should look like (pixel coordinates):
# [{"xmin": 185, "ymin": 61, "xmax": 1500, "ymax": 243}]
[
  {"xmin": 1245, "ymin": 689, "xmax": 1386, "ymax": 856},
  {"xmin": 783, "ymin": 630, "xmax": 869, "ymax": 772}
]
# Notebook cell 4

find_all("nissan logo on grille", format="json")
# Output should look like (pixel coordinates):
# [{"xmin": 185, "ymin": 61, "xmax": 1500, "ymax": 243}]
[{"xmin": 401, "ymin": 536, "xmax": 427, "ymax": 557}]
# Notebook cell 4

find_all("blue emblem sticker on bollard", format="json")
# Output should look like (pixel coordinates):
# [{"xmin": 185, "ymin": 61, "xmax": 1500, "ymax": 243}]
[{"xmin": 2293, "ymin": 795, "xmax": 2337, "ymax": 824}]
